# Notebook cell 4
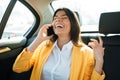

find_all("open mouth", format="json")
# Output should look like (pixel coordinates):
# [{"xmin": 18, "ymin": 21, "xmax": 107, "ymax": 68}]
[{"xmin": 56, "ymin": 24, "xmax": 64, "ymax": 28}]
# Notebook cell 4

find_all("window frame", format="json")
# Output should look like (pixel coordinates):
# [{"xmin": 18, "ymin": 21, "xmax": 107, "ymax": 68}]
[{"xmin": 0, "ymin": 0, "xmax": 40, "ymax": 39}]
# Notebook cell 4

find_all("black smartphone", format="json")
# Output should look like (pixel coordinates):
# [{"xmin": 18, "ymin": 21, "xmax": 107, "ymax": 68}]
[{"xmin": 47, "ymin": 26, "xmax": 55, "ymax": 36}]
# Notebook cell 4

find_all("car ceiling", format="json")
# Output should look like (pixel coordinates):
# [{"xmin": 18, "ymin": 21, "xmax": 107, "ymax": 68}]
[{"xmin": 26, "ymin": 0, "xmax": 55, "ymax": 28}]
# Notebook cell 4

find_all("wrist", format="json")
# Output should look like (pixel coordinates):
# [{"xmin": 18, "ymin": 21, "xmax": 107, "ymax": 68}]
[{"xmin": 95, "ymin": 59, "xmax": 104, "ymax": 74}]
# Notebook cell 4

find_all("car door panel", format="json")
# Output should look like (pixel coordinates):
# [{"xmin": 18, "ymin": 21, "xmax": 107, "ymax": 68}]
[{"xmin": 0, "ymin": 37, "xmax": 27, "ymax": 80}]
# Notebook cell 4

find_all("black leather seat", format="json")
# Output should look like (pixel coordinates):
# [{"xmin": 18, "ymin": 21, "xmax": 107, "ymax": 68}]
[
  {"xmin": 99, "ymin": 12, "xmax": 120, "ymax": 35},
  {"xmin": 99, "ymin": 12, "xmax": 120, "ymax": 80}
]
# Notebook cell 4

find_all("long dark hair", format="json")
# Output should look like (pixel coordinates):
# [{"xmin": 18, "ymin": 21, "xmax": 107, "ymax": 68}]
[{"xmin": 50, "ymin": 8, "xmax": 83, "ymax": 46}]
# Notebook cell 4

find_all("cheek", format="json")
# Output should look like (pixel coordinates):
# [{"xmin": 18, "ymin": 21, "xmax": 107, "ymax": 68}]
[
  {"xmin": 66, "ymin": 22, "xmax": 71, "ymax": 32},
  {"xmin": 67, "ymin": 26, "xmax": 71, "ymax": 34}
]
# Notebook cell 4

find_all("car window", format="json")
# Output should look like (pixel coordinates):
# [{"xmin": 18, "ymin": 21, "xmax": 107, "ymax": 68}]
[
  {"xmin": 1, "ymin": 1, "xmax": 35, "ymax": 39},
  {"xmin": 0, "ymin": 0, "xmax": 10, "ymax": 22},
  {"xmin": 51, "ymin": 0, "xmax": 120, "ymax": 32}
]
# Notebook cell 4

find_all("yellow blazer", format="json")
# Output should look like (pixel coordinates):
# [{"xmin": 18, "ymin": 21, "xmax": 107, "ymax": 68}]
[{"xmin": 13, "ymin": 40, "xmax": 105, "ymax": 80}]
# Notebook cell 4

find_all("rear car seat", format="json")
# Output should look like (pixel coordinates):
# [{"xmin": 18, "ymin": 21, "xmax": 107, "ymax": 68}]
[
  {"xmin": 99, "ymin": 12, "xmax": 120, "ymax": 80},
  {"xmin": 81, "ymin": 11, "xmax": 120, "ymax": 80}
]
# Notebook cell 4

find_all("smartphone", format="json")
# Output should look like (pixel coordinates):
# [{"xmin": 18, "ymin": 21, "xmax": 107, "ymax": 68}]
[{"xmin": 47, "ymin": 26, "xmax": 55, "ymax": 36}]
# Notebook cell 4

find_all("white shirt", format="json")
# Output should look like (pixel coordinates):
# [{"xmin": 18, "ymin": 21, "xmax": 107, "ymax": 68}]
[{"xmin": 41, "ymin": 41, "xmax": 73, "ymax": 80}]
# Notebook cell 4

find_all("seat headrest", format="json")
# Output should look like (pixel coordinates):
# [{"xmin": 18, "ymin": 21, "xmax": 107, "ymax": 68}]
[{"xmin": 99, "ymin": 12, "xmax": 120, "ymax": 34}]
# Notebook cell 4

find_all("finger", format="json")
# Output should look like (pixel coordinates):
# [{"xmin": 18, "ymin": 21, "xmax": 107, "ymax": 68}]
[
  {"xmin": 46, "ymin": 34, "xmax": 54, "ymax": 40},
  {"xmin": 90, "ymin": 38, "xmax": 99, "ymax": 46},
  {"xmin": 42, "ymin": 24, "xmax": 52, "ymax": 32},
  {"xmin": 88, "ymin": 42, "xmax": 96, "ymax": 49},
  {"xmin": 47, "ymin": 24, "xmax": 53, "ymax": 28},
  {"xmin": 98, "ymin": 36, "xmax": 103, "ymax": 46}
]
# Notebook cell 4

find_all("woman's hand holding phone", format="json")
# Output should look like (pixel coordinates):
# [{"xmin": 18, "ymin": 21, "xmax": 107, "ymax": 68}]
[
  {"xmin": 37, "ymin": 24, "xmax": 54, "ymax": 42},
  {"xmin": 27, "ymin": 24, "xmax": 54, "ymax": 52}
]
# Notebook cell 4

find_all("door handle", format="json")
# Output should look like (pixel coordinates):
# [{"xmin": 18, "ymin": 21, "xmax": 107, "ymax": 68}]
[{"xmin": 0, "ymin": 47, "xmax": 11, "ymax": 53}]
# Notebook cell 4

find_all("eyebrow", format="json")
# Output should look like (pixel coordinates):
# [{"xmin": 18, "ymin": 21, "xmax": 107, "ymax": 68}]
[{"xmin": 54, "ymin": 14, "xmax": 67, "ymax": 17}]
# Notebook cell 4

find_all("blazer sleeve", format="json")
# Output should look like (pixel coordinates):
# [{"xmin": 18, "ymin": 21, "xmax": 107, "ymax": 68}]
[
  {"xmin": 85, "ymin": 47, "xmax": 105, "ymax": 80},
  {"xmin": 12, "ymin": 48, "xmax": 35, "ymax": 73},
  {"xmin": 91, "ymin": 69, "xmax": 105, "ymax": 80}
]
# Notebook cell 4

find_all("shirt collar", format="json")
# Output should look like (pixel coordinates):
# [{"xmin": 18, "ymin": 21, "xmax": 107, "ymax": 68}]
[{"xmin": 54, "ymin": 40, "xmax": 73, "ymax": 51}]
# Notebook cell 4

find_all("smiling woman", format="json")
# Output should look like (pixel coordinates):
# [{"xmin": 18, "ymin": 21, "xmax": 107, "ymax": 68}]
[
  {"xmin": 1, "ymin": 0, "xmax": 120, "ymax": 80},
  {"xmin": 13, "ymin": 7, "xmax": 105, "ymax": 80}
]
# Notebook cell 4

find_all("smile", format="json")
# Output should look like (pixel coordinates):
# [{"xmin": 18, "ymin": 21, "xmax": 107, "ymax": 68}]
[{"xmin": 56, "ymin": 24, "xmax": 64, "ymax": 28}]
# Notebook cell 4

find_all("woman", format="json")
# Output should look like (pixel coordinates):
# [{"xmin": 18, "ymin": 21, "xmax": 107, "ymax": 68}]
[{"xmin": 13, "ymin": 8, "xmax": 105, "ymax": 80}]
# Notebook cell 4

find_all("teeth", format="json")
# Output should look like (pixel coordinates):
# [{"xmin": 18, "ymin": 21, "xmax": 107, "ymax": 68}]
[
  {"xmin": 56, "ymin": 25, "xmax": 64, "ymax": 28},
  {"xmin": 57, "ymin": 26, "xmax": 63, "ymax": 28}
]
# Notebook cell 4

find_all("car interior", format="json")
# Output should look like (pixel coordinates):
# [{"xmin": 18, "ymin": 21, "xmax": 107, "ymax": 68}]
[
  {"xmin": 99, "ymin": 12, "xmax": 120, "ymax": 80},
  {"xmin": 0, "ymin": 0, "xmax": 120, "ymax": 80}
]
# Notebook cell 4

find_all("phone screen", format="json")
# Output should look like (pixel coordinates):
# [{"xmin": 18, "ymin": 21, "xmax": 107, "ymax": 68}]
[{"xmin": 47, "ymin": 27, "xmax": 55, "ymax": 36}]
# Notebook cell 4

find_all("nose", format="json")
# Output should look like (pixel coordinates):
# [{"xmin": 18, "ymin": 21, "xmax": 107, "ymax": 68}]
[{"xmin": 55, "ymin": 17, "xmax": 62, "ymax": 22}]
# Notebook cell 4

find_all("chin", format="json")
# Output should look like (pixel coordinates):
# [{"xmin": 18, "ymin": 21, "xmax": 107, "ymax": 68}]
[{"xmin": 56, "ymin": 33, "xmax": 64, "ymax": 36}]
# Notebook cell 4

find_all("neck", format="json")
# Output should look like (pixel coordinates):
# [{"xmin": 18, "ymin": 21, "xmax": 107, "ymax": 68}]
[{"xmin": 57, "ymin": 36, "xmax": 71, "ymax": 50}]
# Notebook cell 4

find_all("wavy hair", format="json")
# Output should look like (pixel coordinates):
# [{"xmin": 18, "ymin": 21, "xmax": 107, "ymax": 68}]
[{"xmin": 50, "ymin": 8, "xmax": 83, "ymax": 46}]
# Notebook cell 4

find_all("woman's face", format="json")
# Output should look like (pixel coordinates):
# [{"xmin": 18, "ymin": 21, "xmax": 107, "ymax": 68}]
[{"xmin": 53, "ymin": 10, "xmax": 71, "ymax": 37}]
